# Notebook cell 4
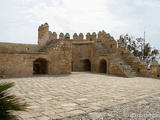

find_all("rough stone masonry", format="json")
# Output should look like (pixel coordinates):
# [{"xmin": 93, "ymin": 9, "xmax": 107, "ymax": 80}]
[{"xmin": 0, "ymin": 23, "xmax": 159, "ymax": 78}]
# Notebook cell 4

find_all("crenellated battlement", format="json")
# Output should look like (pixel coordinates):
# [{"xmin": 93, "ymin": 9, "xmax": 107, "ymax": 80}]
[
  {"xmin": 38, "ymin": 23, "xmax": 118, "ymax": 44},
  {"xmin": 38, "ymin": 23, "xmax": 49, "ymax": 40},
  {"xmin": 49, "ymin": 32, "xmax": 57, "ymax": 41},
  {"xmin": 38, "ymin": 23, "xmax": 120, "ymax": 56},
  {"xmin": 46, "ymin": 31, "xmax": 116, "ymax": 44},
  {"xmin": 36, "ymin": 23, "xmax": 160, "ymax": 79}
]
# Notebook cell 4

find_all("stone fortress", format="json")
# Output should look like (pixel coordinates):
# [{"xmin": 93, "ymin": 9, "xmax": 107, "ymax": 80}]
[{"xmin": 0, "ymin": 23, "xmax": 159, "ymax": 78}]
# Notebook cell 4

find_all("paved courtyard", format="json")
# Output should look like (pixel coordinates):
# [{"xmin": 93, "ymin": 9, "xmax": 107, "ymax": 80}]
[{"xmin": 1, "ymin": 72, "xmax": 160, "ymax": 120}]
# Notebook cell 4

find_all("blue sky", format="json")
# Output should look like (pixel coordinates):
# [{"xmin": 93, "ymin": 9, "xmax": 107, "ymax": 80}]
[{"xmin": 0, "ymin": 0, "xmax": 160, "ymax": 50}]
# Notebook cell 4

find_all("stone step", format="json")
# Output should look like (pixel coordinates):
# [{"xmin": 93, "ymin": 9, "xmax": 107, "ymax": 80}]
[{"xmin": 93, "ymin": 42, "xmax": 137, "ymax": 77}]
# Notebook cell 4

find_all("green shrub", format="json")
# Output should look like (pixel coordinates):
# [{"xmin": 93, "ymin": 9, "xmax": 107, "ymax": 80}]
[{"xmin": 0, "ymin": 82, "xmax": 26, "ymax": 120}]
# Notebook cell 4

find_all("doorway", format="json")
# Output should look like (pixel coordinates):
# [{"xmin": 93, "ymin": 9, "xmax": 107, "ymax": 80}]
[
  {"xmin": 82, "ymin": 59, "xmax": 91, "ymax": 71},
  {"xmin": 33, "ymin": 58, "xmax": 48, "ymax": 74},
  {"xmin": 99, "ymin": 59, "xmax": 107, "ymax": 73}
]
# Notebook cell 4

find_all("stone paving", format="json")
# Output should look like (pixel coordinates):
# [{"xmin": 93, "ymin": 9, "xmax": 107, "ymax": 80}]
[
  {"xmin": 64, "ymin": 93, "xmax": 160, "ymax": 120},
  {"xmin": 1, "ymin": 72, "xmax": 160, "ymax": 120}
]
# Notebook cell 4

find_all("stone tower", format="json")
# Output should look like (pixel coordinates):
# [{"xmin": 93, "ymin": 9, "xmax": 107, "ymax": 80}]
[{"xmin": 38, "ymin": 23, "xmax": 50, "ymax": 46}]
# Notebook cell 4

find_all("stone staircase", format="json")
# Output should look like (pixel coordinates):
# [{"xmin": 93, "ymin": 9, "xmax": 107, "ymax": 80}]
[
  {"xmin": 93, "ymin": 42, "xmax": 137, "ymax": 77},
  {"xmin": 39, "ymin": 39, "xmax": 61, "ymax": 52}
]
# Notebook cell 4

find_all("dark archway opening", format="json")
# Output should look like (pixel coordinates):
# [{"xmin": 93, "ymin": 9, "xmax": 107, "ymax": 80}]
[
  {"xmin": 33, "ymin": 58, "xmax": 48, "ymax": 74},
  {"xmin": 82, "ymin": 59, "xmax": 91, "ymax": 71},
  {"xmin": 99, "ymin": 59, "xmax": 107, "ymax": 73},
  {"xmin": 137, "ymin": 68, "xmax": 141, "ymax": 73}
]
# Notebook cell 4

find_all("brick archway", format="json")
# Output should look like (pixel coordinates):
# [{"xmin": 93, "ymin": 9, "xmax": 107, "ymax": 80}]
[
  {"xmin": 99, "ymin": 59, "xmax": 107, "ymax": 73},
  {"xmin": 33, "ymin": 58, "xmax": 48, "ymax": 74}
]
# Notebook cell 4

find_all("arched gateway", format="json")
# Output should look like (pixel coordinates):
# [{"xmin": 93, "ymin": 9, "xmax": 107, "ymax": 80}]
[
  {"xmin": 33, "ymin": 58, "xmax": 48, "ymax": 74},
  {"xmin": 99, "ymin": 59, "xmax": 107, "ymax": 73},
  {"xmin": 82, "ymin": 59, "xmax": 91, "ymax": 71}
]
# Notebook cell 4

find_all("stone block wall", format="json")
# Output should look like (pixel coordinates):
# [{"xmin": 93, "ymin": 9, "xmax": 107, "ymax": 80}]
[
  {"xmin": 0, "ymin": 42, "xmax": 39, "ymax": 53},
  {"xmin": 47, "ymin": 40, "xmax": 72, "ymax": 74},
  {"xmin": 0, "ymin": 22, "xmax": 159, "ymax": 78},
  {"xmin": 72, "ymin": 42, "xmax": 92, "ymax": 71},
  {"xmin": 0, "ymin": 53, "xmax": 48, "ymax": 77}
]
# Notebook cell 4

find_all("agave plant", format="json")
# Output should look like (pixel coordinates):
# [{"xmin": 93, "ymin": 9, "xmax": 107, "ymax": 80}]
[{"xmin": 0, "ymin": 82, "xmax": 26, "ymax": 120}]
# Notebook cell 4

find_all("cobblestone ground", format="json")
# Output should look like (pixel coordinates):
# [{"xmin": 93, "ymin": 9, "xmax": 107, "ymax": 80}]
[
  {"xmin": 64, "ymin": 93, "xmax": 160, "ymax": 120},
  {"xmin": 1, "ymin": 72, "xmax": 160, "ymax": 120}
]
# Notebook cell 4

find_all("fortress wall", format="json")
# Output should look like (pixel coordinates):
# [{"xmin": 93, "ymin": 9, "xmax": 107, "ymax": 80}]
[
  {"xmin": 0, "ymin": 22, "xmax": 159, "ymax": 78},
  {"xmin": 73, "ymin": 33, "xmax": 85, "ymax": 41},
  {"xmin": 117, "ymin": 40, "xmax": 148, "ymax": 76},
  {"xmin": 97, "ymin": 31, "xmax": 118, "ymax": 52},
  {"xmin": 86, "ymin": 32, "xmax": 97, "ymax": 41},
  {"xmin": 0, "ymin": 40, "xmax": 72, "ymax": 77},
  {"xmin": 38, "ymin": 23, "xmax": 50, "ymax": 46},
  {"xmin": 92, "ymin": 54, "xmax": 111, "ymax": 73},
  {"xmin": 109, "ymin": 63, "xmax": 127, "ymax": 77},
  {"xmin": 72, "ymin": 32, "xmax": 97, "ymax": 41},
  {"xmin": 72, "ymin": 43, "xmax": 92, "ymax": 71},
  {"xmin": 48, "ymin": 40, "xmax": 72, "ymax": 74},
  {"xmin": 150, "ymin": 61, "xmax": 160, "ymax": 78},
  {"xmin": 0, "ymin": 23, "xmax": 72, "ymax": 77},
  {"xmin": 0, "ymin": 42, "xmax": 39, "ymax": 53},
  {"xmin": 38, "ymin": 31, "xmax": 50, "ymax": 46},
  {"xmin": 91, "ymin": 46, "xmax": 126, "ymax": 77},
  {"xmin": 0, "ymin": 53, "xmax": 48, "ymax": 77}
]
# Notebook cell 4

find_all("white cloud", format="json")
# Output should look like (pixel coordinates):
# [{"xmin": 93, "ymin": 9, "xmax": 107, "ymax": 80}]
[
  {"xmin": 21, "ymin": 0, "xmax": 130, "ymax": 38},
  {"xmin": 134, "ymin": 0, "xmax": 160, "ymax": 7},
  {"xmin": 0, "ymin": 0, "xmax": 160, "ymax": 50}
]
